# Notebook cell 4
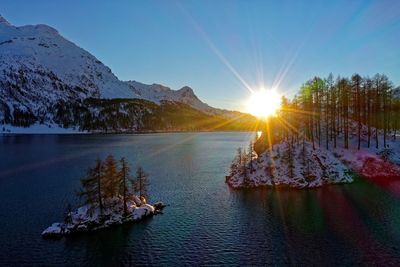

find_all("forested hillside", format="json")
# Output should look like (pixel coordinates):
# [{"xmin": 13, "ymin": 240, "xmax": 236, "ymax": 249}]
[{"xmin": 51, "ymin": 98, "xmax": 259, "ymax": 133}]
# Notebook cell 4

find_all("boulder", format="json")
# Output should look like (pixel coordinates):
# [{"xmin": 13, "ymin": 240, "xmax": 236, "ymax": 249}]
[
  {"xmin": 42, "ymin": 223, "xmax": 63, "ymax": 237},
  {"xmin": 153, "ymin": 202, "xmax": 166, "ymax": 211}
]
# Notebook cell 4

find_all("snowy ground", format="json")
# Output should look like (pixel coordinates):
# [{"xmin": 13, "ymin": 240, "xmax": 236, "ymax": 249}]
[
  {"xmin": 42, "ymin": 196, "xmax": 165, "ymax": 237},
  {"xmin": 227, "ymin": 140, "xmax": 353, "ymax": 189},
  {"xmin": 0, "ymin": 123, "xmax": 86, "ymax": 134},
  {"xmin": 332, "ymin": 128, "xmax": 400, "ymax": 179},
  {"xmin": 227, "ymin": 123, "xmax": 400, "ymax": 189}
]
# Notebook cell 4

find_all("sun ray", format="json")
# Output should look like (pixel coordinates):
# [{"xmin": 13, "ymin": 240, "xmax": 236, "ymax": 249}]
[
  {"xmin": 246, "ymin": 88, "xmax": 282, "ymax": 118},
  {"xmin": 277, "ymin": 117, "xmax": 301, "ymax": 136},
  {"xmin": 175, "ymin": 1, "xmax": 254, "ymax": 93}
]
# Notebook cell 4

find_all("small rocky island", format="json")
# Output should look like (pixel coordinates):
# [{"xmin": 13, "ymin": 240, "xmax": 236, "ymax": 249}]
[{"xmin": 42, "ymin": 155, "xmax": 165, "ymax": 237}]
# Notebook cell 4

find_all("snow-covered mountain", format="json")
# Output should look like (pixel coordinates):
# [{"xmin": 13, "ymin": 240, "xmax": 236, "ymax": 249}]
[
  {"xmin": 127, "ymin": 81, "xmax": 220, "ymax": 114},
  {"xmin": 0, "ymin": 15, "xmax": 140, "ymax": 98},
  {"xmin": 127, "ymin": 81, "xmax": 248, "ymax": 119},
  {"xmin": 0, "ymin": 15, "xmax": 140, "ymax": 125},
  {"xmin": 0, "ymin": 15, "xmax": 249, "ymax": 131}
]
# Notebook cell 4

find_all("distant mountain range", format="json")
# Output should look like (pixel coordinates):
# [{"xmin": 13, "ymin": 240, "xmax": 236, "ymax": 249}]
[{"xmin": 0, "ymin": 15, "xmax": 257, "ymax": 133}]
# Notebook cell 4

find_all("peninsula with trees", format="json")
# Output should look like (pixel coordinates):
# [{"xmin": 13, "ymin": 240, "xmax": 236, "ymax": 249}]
[
  {"xmin": 42, "ymin": 155, "xmax": 164, "ymax": 237},
  {"xmin": 226, "ymin": 73, "xmax": 400, "ymax": 188}
]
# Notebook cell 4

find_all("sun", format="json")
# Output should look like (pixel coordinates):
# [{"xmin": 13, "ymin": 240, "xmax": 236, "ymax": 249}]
[{"xmin": 246, "ymin": 88, "xmax": 282, "ymax": 118}]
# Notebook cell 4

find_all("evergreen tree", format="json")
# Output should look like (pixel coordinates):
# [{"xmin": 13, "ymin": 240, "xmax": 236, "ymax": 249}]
[
  {"xmin": 365, "ymin": 78, "xmax": 372, "ymax": 148},
  {"xmin": 229, "ymin": 147, "xmax": 243, "ymax": 176},
  {"xmin": 237, "ymin": 147, "xmax": 243, "ymax": 165},
  {"xmin": 132, "ymin": 166, "xmax": 150, "ymax": 200},
  {"xmin": 64, "ymin": 202, "xmax": 73, "ymax": 225},
  {"xmin": 374, "ymin": 74, "xmax": 380, "ymax": 149},
  {"xmin": 248, "ymin": 141, "xmax": 254, "ymax": 173},
  {"xmin": 283, "ymin": 140, "xmax": 294, "ymax": 178},
  {"xmin": 265, "ymin": 159, "xmax": 275, "ymax": 186},
  {"xmin": 352, "ymin": 74, "xmax": 362, "ymax": 150},
  {"xmin": 103, "ymin": 154, "xmax": 119, "ymax": 199},
  {"xmin": 78, "ymin": 158, "xmax": 104, "ymax": 214},
  {"xmin": 119, "ymin": 157, "xmax": 132, "ymax": 216},
  {"xmin": 241, "ymin": 148, "xmax": 249, "ymax": 186}
]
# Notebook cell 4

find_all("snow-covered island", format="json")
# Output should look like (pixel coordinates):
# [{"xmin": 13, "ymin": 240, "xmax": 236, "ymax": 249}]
[
  {"xmin": 227, "ymin": 127, "xmax": 400, "ymax": 189},
  {"xmin": 227, "ymin": 140, "xmax": 353, "ymax": 189},
  {"xmin": 42, "ymin": 155, "xmax": 166, "ymax": 238},
  {"xmin": 226, "ymin": 74, "xmax": 400, "ymax": 189},
  {"xmin": 42, "ymin": 197, "xmax": 165, "ymax": 238}
]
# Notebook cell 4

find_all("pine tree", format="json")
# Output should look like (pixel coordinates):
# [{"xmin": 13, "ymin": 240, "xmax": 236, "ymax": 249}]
[
  {"xmin": 132, "ymin": 166, "xmax": 150, "ymax": 201},
  {"xmin": 325, "ymin": 74, "xmax": 333, "ymax": 150},
  {"xmin": 241, "ymin": 148, "xmax": 249, "ymax": 186},
  {"xmin": 312, "ymin": 77, "xmax": 324, "ymax": 146},
  {"xmin": 64, "ymin": 202, "xmax": 72, "ymax": 225},
  {"xmin": 365, "ymin": 78, "xmax": 372, "ymax": 148},
  {"xmin": 338, "ymin": 78, "xmax": 349, "ymax": 149},
  {"xmin": 237, "ymin": 147, "xmax": 243, "ymax": 165},
  {"xmin": 229, "ymin": 147, "xmax": 243, "ymax": 176},
  {"xmin": 248, "ymin": 141, "xmax": 254, "ymax": 173},
  {"xmin": 374, "ymin": 74, "xmax": 380, "ymax": 149},
  {"xmin": 78, "ymin": 158, "xmax": 104, "ymax": 214},
  {"xmin": 331, "ymin": 81, "xmax": 337, "ymax": 148},
  {"xmin": 283, "ymin": 140, "xmax": 294, "ymax": 178},
  {"xmin": 352, "ymin": 74, "xmax": 362, "ymax": 150},
  {"xmin": 119, "ymin": 157, "xmax": 132, "ymax": 216},
  {"xmin": 380, "ymin": 74, "xmax": 392, "ymax": 148},
  {"xmin": 103, "ymin": 154, "xmax": 119, "ymax": 199},
  {"xmin": 265, "ymin": 159, "xmax": 275, "ymax": 186},
  {"xmin": 301, "ymin": 137, "xmax": 311, "ymax": 179}
]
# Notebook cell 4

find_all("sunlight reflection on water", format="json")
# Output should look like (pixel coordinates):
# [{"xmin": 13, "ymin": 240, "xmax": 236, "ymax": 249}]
[{"xmin": 0, "ymin": 133, "xmax": 400, "ymax": 266}]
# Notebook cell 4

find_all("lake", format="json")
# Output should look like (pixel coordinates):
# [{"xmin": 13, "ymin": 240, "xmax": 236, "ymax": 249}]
[{"xmin": 0, "ymin": 132, "xmax": 400, "ymax": 266}]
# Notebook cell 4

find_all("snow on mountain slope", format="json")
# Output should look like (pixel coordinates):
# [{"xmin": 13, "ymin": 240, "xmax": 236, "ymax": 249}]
[
  {"xmin": 0, "ymin": 15, "xmax": 137, "ymax": 100},
  {"xmin": 126, "ymin": 81, "xmax": 253, "ymax": 119},
  {"xmin": 0, "ymin": 15, "xmax": 251, "ymax": 131},
  {"xmin": 127, "ymin": 81, "xmax": 216, "ymax": 114}
]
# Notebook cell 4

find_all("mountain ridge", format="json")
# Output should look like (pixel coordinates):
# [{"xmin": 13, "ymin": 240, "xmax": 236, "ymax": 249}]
[{"xmin": 0, "ymin": 15, "xmax": 256, "ymax": 133}]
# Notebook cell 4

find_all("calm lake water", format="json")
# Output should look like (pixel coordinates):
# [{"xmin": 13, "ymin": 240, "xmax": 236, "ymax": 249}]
[{"xmin": 1, "ymin": 132, "xmax": 400, "ymax": 266}]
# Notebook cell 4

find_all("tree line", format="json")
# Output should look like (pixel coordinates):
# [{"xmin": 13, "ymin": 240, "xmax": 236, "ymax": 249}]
[
  {"xmin": 78, "ymin": 155, "xmax": 150, "ymax": 216},
  {"xmin": 231, "ymin": 73, "xmax": 399, "ymax": 182},
  {"xmin": 272, "ymin": 73, "xmax": 399, "ymax": 152}
]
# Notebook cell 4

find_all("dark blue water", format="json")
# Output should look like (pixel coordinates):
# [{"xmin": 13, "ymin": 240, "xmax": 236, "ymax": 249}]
[{"xmin": 1, "ymin": 133, "xmax": 400, "ymax": 266}]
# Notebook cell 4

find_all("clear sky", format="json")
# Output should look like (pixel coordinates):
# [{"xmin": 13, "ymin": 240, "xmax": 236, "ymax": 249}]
[{"xmin": 2, "ymin": 0, "xmax": 400, "ymax": 111}]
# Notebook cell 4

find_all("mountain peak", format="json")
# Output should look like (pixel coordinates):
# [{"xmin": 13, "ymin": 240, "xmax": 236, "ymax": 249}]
[
  {"xmin": 33, "ymin": 24, "xmax": 59, "ymax": 35},
  {"xmin": 0, "ymin": 15, "xmax": 11, "ymax": 26},
  {"xmin": 179, "ymin": 86, "xmax": 194, "ymax": 92},
  {"xmin": 178, "ymin": 86, "xmax": 196, "ymax": 97}
]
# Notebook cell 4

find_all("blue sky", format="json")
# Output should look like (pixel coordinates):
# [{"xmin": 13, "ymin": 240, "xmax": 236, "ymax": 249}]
[{"xmin": 2, "ymin": 0, "xmax": 400, "ymax": 111}]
